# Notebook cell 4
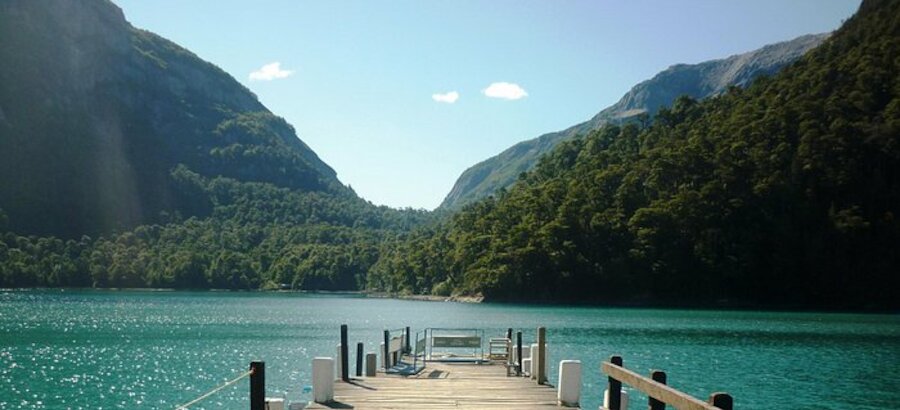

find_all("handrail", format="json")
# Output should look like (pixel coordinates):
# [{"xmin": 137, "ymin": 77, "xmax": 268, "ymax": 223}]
[
  {"xmin": 175, "ymin": 368, "xmax": 253, "ymax": 410},
  {"xmin": 601, "ymin": 356, "xmax": 732, "ymax": 410}
]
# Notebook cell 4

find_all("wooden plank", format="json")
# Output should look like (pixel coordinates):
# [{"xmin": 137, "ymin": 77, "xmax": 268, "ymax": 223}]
[
  {"xmin": 307, "ymin": 360, "xmax": 574, "ymax": 410},
  {"xmin": 601, "ymin": 361, "xmax": 721, "ymax": 410},
  {"xmin": 390, "ymin": 336, "xmax": 403, "ymax": 353},
  {"xmin": 432, "ymin": 335, "xmax": 482, "ymax": 348}
]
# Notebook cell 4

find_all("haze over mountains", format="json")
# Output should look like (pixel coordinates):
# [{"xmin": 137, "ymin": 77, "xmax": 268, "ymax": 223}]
[
  {"xmin": 0, "ymin": 0, "xmax": 342, "ymax": 237},
  {"xmin": 440, "ymin": 33, "xmax": 829, "ymax": 210}
]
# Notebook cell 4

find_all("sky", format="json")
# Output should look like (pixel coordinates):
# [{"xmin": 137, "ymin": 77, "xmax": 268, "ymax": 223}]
[{"xmin": 112, "ymin": 0, "xmax": 861, "ymax": 210}]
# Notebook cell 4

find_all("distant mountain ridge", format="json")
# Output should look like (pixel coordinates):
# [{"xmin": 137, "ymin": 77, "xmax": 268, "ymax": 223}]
[
  {"xmin": 440, "ymin": 33, "xmax": 829, "ymax": 210},
  {"xmin": 0, "ymin": 0, "xmax": 342, "ymax": 237}
]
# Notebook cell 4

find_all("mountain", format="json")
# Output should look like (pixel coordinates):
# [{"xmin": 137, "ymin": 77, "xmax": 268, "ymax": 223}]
[
  {"xmin": 440, "ymin": 33, "xmax": 829, "ymax": 210},
  {"xmin": 371, "ymin": 0, "xmax": 899, "ymax": 309},
  {"xmin": 0, "ymin": 0, "xmax": 342, "ymax": 238},
  {"xmin": 0, "ymin": 0, "xmax": 433, "ymax": 290}
]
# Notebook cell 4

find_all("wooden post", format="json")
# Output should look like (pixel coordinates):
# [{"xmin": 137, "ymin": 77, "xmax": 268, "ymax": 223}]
[
  {"xmin": 709, "ymin": 392, "xmax": 733, "ymax": 410},
  {"xmin": 608, "ymin": 355, "xmax": 623, "ymax": 410},
  {"xmin": 649, "ymin": 370, "xmax": 666, "ymax": 410},
  {"xmin": 405, "ymin": 326, "xmax": 411, "ymax": 353},
  {"xmin": 340, "ymin": 325, "xmax": 349, "ymax": 381},
  {"xmin": 506, "ymin": 328, "xmax": 512, "ymax": 340},
  {"xmin": 516, "ymin": 331, "xmax": 523, "ymax": 376},
  {"xmin": 383, "ymin": 330, "xmax": 390, "ymax": 370},
  {"xmin": 365, "ymin": 353, "xmax": 377, "ymax": 377},
  {"xmin": 536, "ymin": 327, "xmax": 547, "ymax": 385},
  {"xmin": 356, "ymin": 342, "xmax": 364, "ymax": 377},
  {"xmin": 250, "ymin": 361, "xmax": 265, "ymax": 410}
]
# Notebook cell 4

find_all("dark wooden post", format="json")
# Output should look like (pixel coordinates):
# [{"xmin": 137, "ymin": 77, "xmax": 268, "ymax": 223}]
[
  {"xmin": 250, "ymin": 361, "xmax": 265, "ymax": 410},
  {"xmin": 506, "ymin": 328, "xmax": 512, "ymax": 340},
  {"xmin": 356, "ymin": 342, "xmax": 364, "ymax": 377},
  {"xmin": 649, "ymin": 370, "xmax": 666, "ymax": 410},
  {"xmin": 383, "ymin": 330, "xmax": 390, "ymax": 370},
  {"xmin": 405, "ymin": 326, "xmax": 411, "ymax": 353},
  {"xmin": 607, "ymin": 355, "xmax": 623, "ymax": 410},
  {"xmin": 709, "ymin": 392, "xmax": 733, "ymax": 410},
  {"xmin": 536, "ymin": 327, "xmax": 547, "ymax": 385},
  {"xmin": 340, "ymin": 324, "xmax": 349, "ymax": 381},
  {"xmin": 516, "ymin": 331, "xmax": 523, "ymax": 376}
]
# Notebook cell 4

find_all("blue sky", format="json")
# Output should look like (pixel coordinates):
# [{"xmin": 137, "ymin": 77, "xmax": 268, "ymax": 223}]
[{"xmin": 113, "ymin": 0, "xmax": 860, "ymax": 210}]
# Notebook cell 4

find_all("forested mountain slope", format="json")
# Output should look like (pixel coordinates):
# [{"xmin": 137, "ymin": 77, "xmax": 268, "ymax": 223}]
[
  {"xmin": 0, "ymin": 0, "xmax": 431, "ymax": 290},
  {"xmin": 440, "ymin": 34, "xmax": 828, "ymax": 210},
  {"xmin": 372, "ymin": 0, "xmax": 899, "ymax": 310},
  {"xmin": 0, "ymin": 0, "xmax": 342, "ymax": 237}
]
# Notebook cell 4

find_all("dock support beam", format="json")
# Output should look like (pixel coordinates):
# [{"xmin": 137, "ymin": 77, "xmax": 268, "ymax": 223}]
[
  {"xmin": 607, "ymin": 355, "xmax": 623, "ymax": 410},
  {"xmin": 383, "ymin": 330, "xmax": 390, "ymax": 370},
  {"xmin": 536, "ymin": 327, "xmax": 547, "ymax": 385},
  {"xmin": 250, "ymin": 361, "xmax": 265, "ymax": 410},
  {"xmin": 356, "ymin": 342, "xmax": 364, "ymax": 377},
  {"xmin": 516, "ymin": 331, "xmax": 523, "ymax": 376},
  {"xmin": 340, "ymin": 325, "xmax": 349, "ymax": 381},
  {"xmin": 709, "ymin": 392, "xmax": 733, "ymax": 410},
  {"xmin": 365, "ymin": 353, "xmax": 377, "ymax": 377},
  {"xmin": 649, "ymin": 370, "xmax": 666, "ymax": 410},
  {"xmin": 405, "ymin": 326, "xmax": 411, "ymax": 353}
]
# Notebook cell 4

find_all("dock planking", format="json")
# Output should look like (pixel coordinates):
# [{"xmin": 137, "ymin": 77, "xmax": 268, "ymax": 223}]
[{"xmin": 306, "ymin": 359, "xmax": 574, "ymax": 410}]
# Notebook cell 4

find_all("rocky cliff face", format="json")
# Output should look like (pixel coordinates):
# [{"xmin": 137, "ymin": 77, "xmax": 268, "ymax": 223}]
[
  {"xmin": 0, "ymin": 0, "xmax": 341, "ymax": 237},
  {"xmin": 440, "ymin": 34, "xmax": 828, "ymax": 210}
]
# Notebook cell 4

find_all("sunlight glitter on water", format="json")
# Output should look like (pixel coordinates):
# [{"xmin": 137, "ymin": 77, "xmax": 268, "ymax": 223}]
[{"xmin": 1, "ymin": 290, "xmax": 898, "ymax": 410}]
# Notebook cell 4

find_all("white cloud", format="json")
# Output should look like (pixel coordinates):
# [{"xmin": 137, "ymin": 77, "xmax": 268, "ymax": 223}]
[
  {"xmin": 483, "ymin": 82, "xmax": 528, "ymax": 100},
  {"xmin": 432, "ymin": 91, "xmax": 459, "ymax": 104},
  {"xmin": 249, "ymin": 62, "xmax": 293, "ymax": 81}
]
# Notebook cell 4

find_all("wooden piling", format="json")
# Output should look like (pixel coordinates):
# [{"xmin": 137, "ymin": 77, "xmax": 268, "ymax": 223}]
[
  {"xmin": 709, "ymin": 392, "xmax": 733, "ymax": 410},
  {"xmin": 536, "ymin": 327, "xmax": 547, "ymax": 385},
  {"xmin": 250, "ymin": 361, "xmax": 265, "ymax": 410},
  {"xmin": 516, "ymin": 331, "xmax": 523, "ymax": 376},
  {"xmin": 405, "ymin": 326, "xmax": 411, "ymax": 353},
  {"xmin": 602, "ymin": 356, "xmax": 731, "ymax": 410},
  {"xmin": 365, "ymin": 352, "xmax": 377, "ymax": 377},
  {"xmin": 649, "ymin": 370, "xmax": 666, "ymax": 410},
  {"xmin": 607, "ymin": 355, "xmax": 623, "ymax": 410},
  {"xmin": 340, "ymin": 325, "xmax": 350, "ymax": 381},
  {"xmin": 383, "ymin": 330, "xmax": 390, "ymax": 370},
  {"xmin": 356, "ymin": 342, "xmax": 364, "ymax": 377}
]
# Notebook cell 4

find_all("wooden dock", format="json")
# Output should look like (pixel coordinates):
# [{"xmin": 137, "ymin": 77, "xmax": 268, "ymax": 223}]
[
  {"xmin": 306, "ymin": 360, "xmax": 572, "ymax": 410},
  {"xmin": 230, "ymin": 325, "xmax": 733, "ymax": 410}
]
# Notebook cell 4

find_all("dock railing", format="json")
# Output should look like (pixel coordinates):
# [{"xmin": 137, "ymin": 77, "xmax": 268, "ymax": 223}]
[
  {"xmin": 384, "ymin": 328, "xmax": 407, "ymax": 370},
  {"xmin": 423, "ymin": 328, "xmax": 485, "ymax": 362},
  {"xmin": 175, "ymin": 361, "xmax": 267, "ymax": 410},
  {"xmin": 601, "ymin": 355, "xmax": 733, "ymax": 410}
]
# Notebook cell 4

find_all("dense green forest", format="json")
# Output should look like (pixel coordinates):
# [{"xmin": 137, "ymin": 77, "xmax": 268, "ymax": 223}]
[
  {"xmin": 440, "ymin": 33, "xmax": 828, "ymax": 210},
  {"xmin": 368, "ymin": 0, "xmax": 900, "ymax": 309},
  {"xmin": 0, "ymin": 167, "xmax": 429, "ymax": 289},
  {"xmin": 2, "ymin": 0, "xmax": 897, "ymax": 310},
  {"xmin": 0, "ymin": 0, "xmax": 432, "ymax": 290}
]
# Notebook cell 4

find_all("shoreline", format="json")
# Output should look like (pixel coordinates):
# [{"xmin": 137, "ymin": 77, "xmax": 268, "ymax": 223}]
[
  {"xmin": 364, "ymin": 291, "xmax": 484, "ymax": 304},
  {"xmin": 3, "ymin": 287, "xmax": 896, "ymax": 313}
]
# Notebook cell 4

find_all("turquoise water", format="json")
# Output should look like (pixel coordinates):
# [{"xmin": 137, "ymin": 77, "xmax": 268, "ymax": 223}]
[{"xmin": 0, "ymin": 290, "xmax": 897, "ymax": 409}]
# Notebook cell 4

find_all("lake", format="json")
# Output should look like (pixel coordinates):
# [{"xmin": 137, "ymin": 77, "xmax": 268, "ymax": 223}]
[{"xmin": 0, "ymin": 290, "xmax": 897, "ymax": 409}]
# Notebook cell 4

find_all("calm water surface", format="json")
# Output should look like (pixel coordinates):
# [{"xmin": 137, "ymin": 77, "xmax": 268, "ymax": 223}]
[{"xmin": 0, "ymin": 290, "xmax": 897, "ymax": 409}]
